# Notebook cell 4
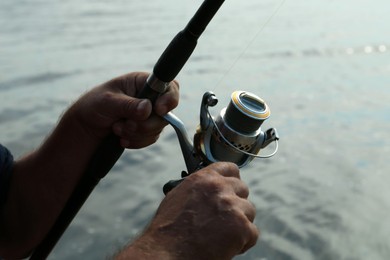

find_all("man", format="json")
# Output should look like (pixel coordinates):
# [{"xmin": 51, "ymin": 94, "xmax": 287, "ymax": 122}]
[{"xmin": 0, "ymin": 72, "xmax": 258, "ymax": 259}]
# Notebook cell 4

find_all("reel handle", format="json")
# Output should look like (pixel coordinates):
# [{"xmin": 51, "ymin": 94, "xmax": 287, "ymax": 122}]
[
  {"xmin": 163, "ymin": 179, "xmax": 184, "ymax": 194},
  {"xmin": 163, "ymin": 170, "xmax": 191, "ymax": 194}
]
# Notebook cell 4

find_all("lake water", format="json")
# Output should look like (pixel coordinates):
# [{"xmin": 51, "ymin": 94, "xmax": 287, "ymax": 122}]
[{"xmin": 1, "ymin": 0, "xmax": 389, "ymax": 259}]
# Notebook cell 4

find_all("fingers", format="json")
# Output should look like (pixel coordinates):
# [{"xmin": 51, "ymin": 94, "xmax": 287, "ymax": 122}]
[
  {"xmin": 119, "ymin": 135, "xmax": 160, "ymax": 149},
  {"xmin": 237, "ymin": 198, "xmax": 256, "ymax": 222},
  {"xmin": 202, "ymin": 162, "xmax": 240, "ymax": 179},
  {"xmin": 194, "ymin": 162, "xmax": 249, "ymax": 199},
  {"xmin": 99, "ymin": 71, "xmax": 179, "ymax": 149},
  {"xmin": 94, "ymin": 89, "xmax": 152, "ymax": 123},
  {"xmin": 191, "ymin": 162, "xmax": 259, "ymax": 256},
  {"xmin": 151, "ymin": 161, "xmax": 258, "ymax": 259},
  {"xmin": 226, "ymin": 191, "xmax": 259, "ymax": 254},
  {"xmin": 112, "ymin": 114, "xmax": 167, "ymax": 148},
  {"xmin": 196, "ymin": 161, "xmax": 256, "ymax": 221},
  {"xmin": 112, "ymin": 114, "xmax": 167, "ymax": 137},
  {"xmin": 108, "ymin": 72, "xmax": 180, "ymax": 116},
  {"xmin": 154, "ymin": 80, "xmax": 180, "ymax": 116},
  {"xmin": 119, "ymin": 96, "xmax": 152, "ymax": 120},
  {"xmin": 239, "ymin": 222, "xmax": 259, "ymax": 254},
  {"xmin": 108, "ymin": 71, "xmax": 149, "ymax": 97}
]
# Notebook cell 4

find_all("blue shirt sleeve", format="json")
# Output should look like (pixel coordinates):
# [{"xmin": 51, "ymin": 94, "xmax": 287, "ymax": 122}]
[{"xmin": 0, "ymin": 144, "xmax": 14, "ymax": 209}]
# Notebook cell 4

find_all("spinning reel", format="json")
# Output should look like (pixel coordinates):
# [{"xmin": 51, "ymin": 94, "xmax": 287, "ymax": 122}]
[{"xmin": 163, "ymin": 90, "xmax": 279, "ymax": 193}]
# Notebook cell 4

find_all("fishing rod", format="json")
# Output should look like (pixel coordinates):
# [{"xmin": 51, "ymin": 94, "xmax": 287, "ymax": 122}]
[
  {"xmin": 30, "ymin": 0, "xmax": 227, "ymax": 258},
  {"xmin": 31, "ymin": 0, "xmax": 280, "ymax": 257}
]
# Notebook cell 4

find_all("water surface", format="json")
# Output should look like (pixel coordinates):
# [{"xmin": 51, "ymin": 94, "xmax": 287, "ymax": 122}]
[{"xmin": 1, "ymin": 0, "xmax": 389, "ymax": 259}]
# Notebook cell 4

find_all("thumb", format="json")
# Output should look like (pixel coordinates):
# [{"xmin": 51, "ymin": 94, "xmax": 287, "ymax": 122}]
[{"xmin": 113, "ymin": 94, "xmax": 152, "ymax": 120}]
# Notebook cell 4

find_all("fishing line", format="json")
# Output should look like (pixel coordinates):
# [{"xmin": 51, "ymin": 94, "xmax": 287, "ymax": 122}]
[{"xmin": 212, "ymin": 0, "xmax": 287, "ymax": 92}]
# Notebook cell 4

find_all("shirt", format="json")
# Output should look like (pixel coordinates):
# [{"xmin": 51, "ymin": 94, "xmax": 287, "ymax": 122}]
[{"xmin": 0, "ymin": 144, "xmax": 13, "ymax": 209}]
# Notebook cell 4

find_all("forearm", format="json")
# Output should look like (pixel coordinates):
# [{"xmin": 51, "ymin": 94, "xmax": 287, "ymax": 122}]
[{"xmin": 0, "ymin": 107, "xmax": 102, "ymax": 257}]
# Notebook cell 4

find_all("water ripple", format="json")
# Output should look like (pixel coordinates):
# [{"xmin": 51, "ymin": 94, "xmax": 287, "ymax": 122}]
[
  {"xmin": 0, "ymin": 71, "xmax": 79, "ymax": 90},
  {"xmin": 252, "ymin": 44, "xmax": 390, "ymax": 60}
]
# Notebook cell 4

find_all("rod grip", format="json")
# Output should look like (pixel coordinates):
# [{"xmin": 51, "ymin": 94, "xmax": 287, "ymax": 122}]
[{"xmin": 137, "ymin": 85, "xmax": 161, "ymax": 103}]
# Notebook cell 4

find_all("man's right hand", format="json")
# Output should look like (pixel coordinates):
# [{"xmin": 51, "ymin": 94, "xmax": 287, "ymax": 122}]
[{"xmin": 116, "ymin": 162, "xmax": 259, "ymax": 260}]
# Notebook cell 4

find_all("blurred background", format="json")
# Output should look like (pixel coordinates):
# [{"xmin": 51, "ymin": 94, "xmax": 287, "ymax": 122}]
[{"xmin": 1, "ymin": 0, "xmax": 389, "ymax": 259}]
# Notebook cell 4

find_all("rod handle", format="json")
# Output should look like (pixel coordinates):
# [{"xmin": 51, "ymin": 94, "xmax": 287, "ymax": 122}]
[{"xmin": 163, "ymin": 179, "xmax": 185, "ymax": 195}]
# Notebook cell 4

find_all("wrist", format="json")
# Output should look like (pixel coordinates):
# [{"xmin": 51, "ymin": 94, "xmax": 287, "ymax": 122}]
[{"xmin": 115, "ymin": 229, "xmax": 186, "ymax": 260}]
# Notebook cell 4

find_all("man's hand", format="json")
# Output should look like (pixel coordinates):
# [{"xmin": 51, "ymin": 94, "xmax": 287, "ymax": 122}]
[
  {"xmin": 0, "ymin": 72, "xmax": 179, "ymax": 258},
  {"xmin": 117, "ymin": 162, "xmax": 259, "ymax": 260},
  {"xmin": 68, "ymin": 71, "xmax": 179, "ymax": 148}
]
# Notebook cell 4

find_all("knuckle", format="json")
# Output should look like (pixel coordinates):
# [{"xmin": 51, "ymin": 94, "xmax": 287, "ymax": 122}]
[
  {"xmin": 242, "ymin": 224, "xmax": 260, "ymax": 253},
  {"xmin": 225, "ymin": 162, "xmax": 240, "ymax": 175},
  {"xmin": 239, "ymin": 182, "xmax": 250, "ymax": 198},
  {"xmin": 222, "ymin": 212, "xmax": 254, "ymax": 249},
  {"xmin": 219, "ymin": 194, "xmax": 235, "ymax": 207},
  {"xmin": 99, "ymin": 91, "xmax": 115, "ymax": 104},
  {"xmin": 235, "ymin": 208, "xmax": 251, "ymax": 224},
  {"xmin": 249, "ymin": 202, "xmax": 257, "ymax": 219},
  {"xmin": 210, "ymin": 162, "xmax": 240, "ymax": 178},
  {"xmin": 122, "ymin": 99, "xmax": 137, "ymax": 115},
  {"xmin": 233, "ymin": 217, "xmax": 258, "ymax": 250},
  {"xmin": 189, "ymin": 172, "xmax": 223, "ymax": 193}
]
